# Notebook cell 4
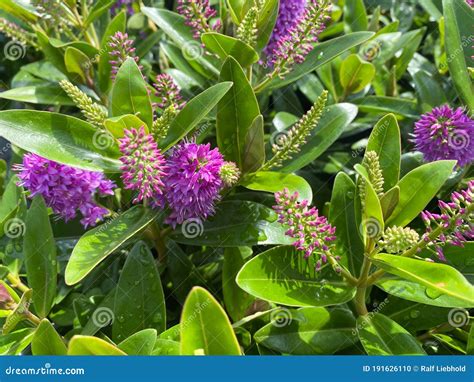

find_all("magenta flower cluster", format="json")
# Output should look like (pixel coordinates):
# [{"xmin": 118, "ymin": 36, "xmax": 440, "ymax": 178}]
[
  {"xmin": 412, "ymin": 105, "xmax": 474, "ymax": 167},
  {"xmin": 161, "ymin": 141, "xmax": 225, "ymax": 227},
  {"xmin": 108, "ymin": 32, "xmax": 140, "ymax": 79},
  {"xmin": 177, "ymin": 0, "xmax": 221, "ymax": 39},
  {"xmin": 421, "ymin": 180, "xmax": 474, "ymax": 261},
  {"xmin": 15, "ymin": 154, "xmax": 115, "ymax": 228},
  {"xmin": 268, "ymin": 0, "xmax": 331, "ymax": 68},
  {"xmin": 153, "ymin": 74, "xmax": 185, "ymax": 110},
  {"xmin": 118, "ymin": 126, "xmax": 167, "ymax": 204},
  {"xmin": 264, "ymin": 0, "xmax": 307, "ymax": 60},
  {"xmin": 273, "ymin": 188, "xmax": 337, "ymax": 271}
]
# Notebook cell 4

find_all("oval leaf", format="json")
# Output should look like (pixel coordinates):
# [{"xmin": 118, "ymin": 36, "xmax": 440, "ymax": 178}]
[{"xmin": 31, "ymin": 319, "xmax": 67, "ymax": 355}]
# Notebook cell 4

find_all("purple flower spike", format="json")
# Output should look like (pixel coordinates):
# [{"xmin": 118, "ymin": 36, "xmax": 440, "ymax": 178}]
[
  {"xmin": 177, "ymin": 0, "xmax": 221, "ymax": 39},
  {"xmin": 111, "ymin": 0, "xmax": 134, "ymax": 16},
  {"xmin": 119, "ymin": 126, "xmax": 167, "ymax": 204},
  {"xmin": 273, "ymin": 188, "xmax": 337, "ymax": 270},
  {"xmin": 264, "ymin": 0, "xmax": 307, "ymax": 59},
  {"xmin": 108, "ymin": 32, "xmax": 140, "ymax": 80},
  {"xmin": 153, "ymin": 74, "xmax": 185, "ymax": 110},
  {"xmin": 421, "ymin": 180, "xmax": 474, "ymax": 261},
  {"xmin": 15, "ymin": 154, "xmax": 115, "ymax": 228},
  {"xmin": 412, "ymin": 105, "xmax": 474, "ymax": 167},
  {"xmin": 162, "ymin": 141, "xmax": 224, "ymax": 227}
]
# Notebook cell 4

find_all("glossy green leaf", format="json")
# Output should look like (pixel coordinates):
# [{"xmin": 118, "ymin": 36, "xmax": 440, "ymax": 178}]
[
  {"xmin": 242, "ymin": 172, "xmax": 313, "ymax": 203},
  {"xmin": 0, "ymin": 110, "xmax": 120, "ymax": 172},
  {"xmin": 65, "ymin": 206, "xmax": 157, "ymax": 285},
  {"xmin": 329, "ymin": 173, "xmax": 364, "ymax": 274},
  {"xmin": 113, "ymin": 242, "xmax": 166, "ymax": 341},
  {"xmin": 31, "ymin": 319, "xmax": 67, "ymax": 355},
  {"xmin": 380, "ymin": 186, "xmax": 400, "ymax": 220},
  {"xmin": 467, "ymin": 324, "xmax": 474, "ymax": 355},
  {"xmin": 84, "ymin": 0, "xmax": 115, "ymax": 27},
  {"xmin": 386, "ymin": 161, "xmax": 456, "ymax": 227},
  {"xmin": 111, "ymin": 57, "xmax": 153, "ymax": 128},
  {"xmin": 357, "ymin": 313, "xmax": 426, "ymax": 355},
  {"xmin": 180, "ymin": 287, "xmax": 241, "ymax": 355},
  {"xmin": 236, "ymin": 246, "xmax": 356, "ymax": 307},
  {"xmin": 142, "ymin": 7, "xmax": 219, "ymax": 77},
  {"xmin": 217, "ymin": 57, "xmax": 260, "ymax": 167},
  {"xmin": 374, "ymin": 254, "xmax": 474, "ymax": 308},
  {"xmin": 0, "ymin": 85, "xmax": 75, "ymax": 106},
  {"xmin": 118, "ymin": 329, "xmax": 157, "ymax": 355},
  {"xmin": 68, "ymin": 335, "xmax": 126, "ymax": 355},
  {"xmin": 104, "ymin": 114, "xmax": 146, "ymax": 138},
  {"xmin": 223, "ymin": 247, "xmax": 255, "ymax": 322},
  {"xmin": 280, "ymin": 103, "xmax": 358, "ymax": 172},
  {"xmin": 255, "ymin": 307, "xmax": 358, "ymax": 355},
  {"xmin": 160, "ymin": 82, "xmax": 233, "ymax": 151},
  {"xmin": 340, "ymin": 54, "xmax": 375, "ymax": 94},
  {"xmin": 0, "ymin": 0, "xmax": 37, "ymax": 22},
  {"xmin": 0, "ymin": 176, "xmax": 23, "ymax": 238},
  {"xmin": 268, "ymin": 32, "xmax": 374, "ymax": 90},
  {"xmin": 202, "ymin": 33, "xmax": 259, "ymax": 67},
  {"xmin": 64, "ymin": 47, "xmax": 90, "ymax": 83},
  {"xmin": 344, "ymin": 0, "xmax": 368, "ymax": 32},
  {"xmin": 242, "ymin": 115, "xmax": 265, "ymax": 173},
  {"xmin": 99, "ymin": 11, "xmax": 126, "ymax": 93},
  {"xmin": 353, "ymin": 96, "xmax": 419, "ymax": 118},
  {"xmin": 366, "ymin": 114, "xmax": 401, "ymax": 191},
  {"xmin": 255, "ymin": 0, "xmax": 279, "ymax": 51},
  {"xmin": 170, "ymin": 201, "xmax": 291, "ymax": 247},
  {"xmin": 152, "ymin": 339, "xmax": 180, "ymax": 355},
  {"xmin": 442, "ymin": 0, "xmax": 474, "ymax": 111},
  {"xmin": 36, "ymin": 32, "xmax": 67, "ymax": 74},
  {"xmin": 24, "ymin": 196, "xmax": 57, "ymax": 318},
  {"xmin": 0, "ymin": 328, "xmax": 35, "ymax": 355}
]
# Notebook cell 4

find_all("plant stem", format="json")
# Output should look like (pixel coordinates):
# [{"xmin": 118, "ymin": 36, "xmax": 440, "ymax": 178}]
[
  {"xmin": 7, "ymin": 274, "xmax": 29, "ymax": 294},
  {"xmin": 354, "ymin": 254, "xmax": 371, "ymax": 316},
  {"xmin": 327, "ymin": 256, "xmax": 358, "ymax": 286}
]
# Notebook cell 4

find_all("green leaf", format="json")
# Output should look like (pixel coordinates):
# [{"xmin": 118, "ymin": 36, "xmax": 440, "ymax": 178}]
[
  {"xmin": 329, "ymin": 173, "xmax": 364, "ymax": 275},
  {"xmin": 242, "ymin": 115, "xmax": 265, "ymax": 173},
  {"xmin": 31, "ymin": 319, "xmax": 67, "ymax": 355},
  {"xmin": 242, "ymin": 172, "xmax": 313, "ymax": 203},
  {"xmin": 340, "ymin": 54, "xmax": 375, "ymax": 94},
  {"xmin": 0, "ymin": 328, "xmax": 35, "ymax": 355},
  {"xmin": 84, "ymin": 0, "xmax": 115, "ymax": 27},
  {"xmin": 170, "ymin": 201, "xmax": 291, "ymax": 247},
  {"xmin": 118, "ymin": 329, "xmax": 157, "ymax": 355},
  {"xmin": 180, "ymin": 287, "xmax": 241, "ymax": 355},
  {"xmin": 0, "ymin": 110, "xmax": 120, "ymax": 172},
  {"xmin": 104, "ymin": 114, "xmax": 146, "ymax": 138},
  {"xmin": 255, "ymin": 307, "xmax": 358, "ymax": 355},
  {"xmin": 442, "ymin": 0, "xmax": 474, "ymax": 111},
  {"xmin": 24, "ymin": 196, "xmax": 57, "ymax": 318},
  {"xmin": 99, "ymin": 11, "xmax": 126, "ymax": 93},
  {"xmin": 0, "ymin": 0, "xmax": 37, "ymax": 22},
  {"xmin": 152, "ymin": 339, "xmax": 180, "ymax": 355},
  {"xmin": 268, "ymin": 32, "xmax": 374, "ymax": 90},
  {"xmin": 380, "ymin": 186, "xmax": 400, "ymax": 220},
  {"xmin": 344, "ymin": 0, "xmax": 368, "ymax": 32},
  {"xmin": 223, "ymin": 247, "xmax": 255, "ymax": 322},
  {"xmin": 64, "ymin": 47, "xmax": 90, "ymax": 83},
  {"xmin": 280, "ymin": 103, "xmax": 358, "ymax": 172},
  {"xmin": 141, "ymin": 7, "xmax": 219, "ymax": 77},
  {"xmin": 357, "ymin": 313, "xmax": 426, "ymax": 355},
  {"xmin": 111, "ymin": 57, "xmax": 153, "ymax": 128},
  {"xmin": 353, "ymin": 96, "xmax": 419, "ymax": 118},
  {"xmin": 366, "ymin": 114, "xmax": 401, "ymax": 191},
  {"xmin": 65, "ymin": 206, "xmax": 157, "ymax": 285},
  {"xmin": 0, "ymin": 176, "xmax": 23, "ymax": 238},
  {"xmin": 201, "ymin": 33, "xmax": 259, "ymax": 67},
  {"xmin": 236, "ymin": 246, "xmax": 356, "ymax": 307},
  {"xmin": 36, "ymin": 31, "xmax": 67, "ymax": 74},
  {"xmin": 217, "ymin": 57, "xmax": 260, "ymax": 167},
  {"xmin": 386, "ymin": 160, "xmax": 456, "ymax": 227},
  {"xmin": 373, "ymin": 254, "xmax": 474, "ymax": 308},
  {"xmin": 0, "ymin": 85, "xmax": 75, "ymax": 106},
  {"xmin": 113, "ymin": 242, "xmax": 166, "ymax": 341},
  {"xmin": 255, "ymin": 0, "xmax": 279, "ymax": 51},
  {"xmin": 160, "ymin": 82, "xmax": 233, "ymax": 151},
  {"xmin": 468, "ymin": 324, "xmax": 474, "ymax": 355},
  {"xmin": 68, "ymin": 335, "xmax": 126, "ymax": 355}
]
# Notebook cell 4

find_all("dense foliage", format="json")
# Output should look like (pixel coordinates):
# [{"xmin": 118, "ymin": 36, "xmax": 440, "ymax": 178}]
[{"xmin": 0, "ymin": 0, "xmax": 472, "ymax": 356}]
